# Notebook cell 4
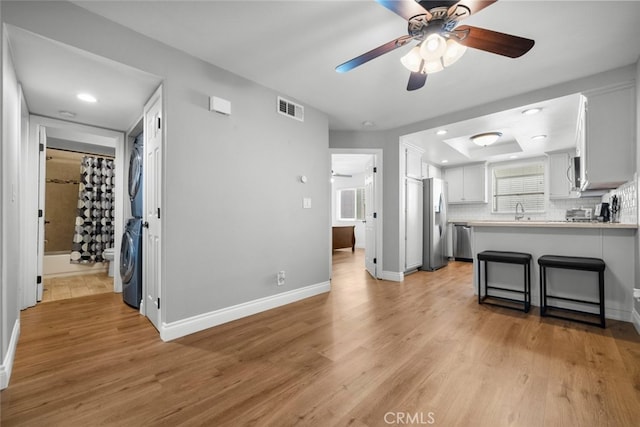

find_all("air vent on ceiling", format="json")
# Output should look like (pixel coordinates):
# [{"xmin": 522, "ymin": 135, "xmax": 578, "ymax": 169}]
[{"xmin": 277, "ymin": 96, "xmax": 304, "ymax": 122}]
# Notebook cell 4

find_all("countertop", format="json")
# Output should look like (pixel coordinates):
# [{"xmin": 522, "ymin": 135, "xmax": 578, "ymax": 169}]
[{"xmin": 466, "ymin": 220, "xmax": 637, "ymax": 229}]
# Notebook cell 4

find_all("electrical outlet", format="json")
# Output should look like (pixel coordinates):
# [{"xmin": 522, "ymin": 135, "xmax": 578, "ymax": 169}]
[{"xmin": 277, "ymin": 270, "xmax": 286, "ymax": 286}]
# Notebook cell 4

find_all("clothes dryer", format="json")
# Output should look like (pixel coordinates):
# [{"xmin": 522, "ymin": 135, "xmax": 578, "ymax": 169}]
[
  {"xmin": 129, "ymin": 134, "xmax": 144, "ymax": 218},
  {"xmin": 120, "ymin": 218, "xmax": 143, "ymax": 308}
]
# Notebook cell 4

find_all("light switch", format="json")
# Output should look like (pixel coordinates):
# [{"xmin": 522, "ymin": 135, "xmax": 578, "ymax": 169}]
[{"xmin": 303, "ymin": 198, "xmax": 312, "ymax": 209}]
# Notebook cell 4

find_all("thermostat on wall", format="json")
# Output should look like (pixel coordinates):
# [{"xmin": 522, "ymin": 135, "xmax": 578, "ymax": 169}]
[{"xmin": 210, "ymin": 96, "xmax": 231, "ymax": 115}]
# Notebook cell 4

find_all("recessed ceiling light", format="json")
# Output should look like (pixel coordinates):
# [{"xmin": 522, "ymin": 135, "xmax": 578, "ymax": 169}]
[
  {"xmin": 531, "ymin": 134, "xmax": 547, "ymax": 141},
  {"xmin": 522, "ymin": 108, "xmax": 542, "ymax": 115},
  {"xmin": 362, "ymin": 120, "xmax": 375, "ymax": 127},
  {"xmin": 436, "ymin": 129, "xmax": 447, "ymax": 136},
  {"xmin": 58, "ymin": 110, "xmax": 76, "ymax": 119},
  {"xmin": 77, "ymin": 93, "xmax": 97, "ymax": 103},
  {"xmin": 441, "ymin": 160, "xmax": 449, "ymax": 164},
  {"xmin": 510, "ymin": 155, "xmax": 518, "ymax": 159}
]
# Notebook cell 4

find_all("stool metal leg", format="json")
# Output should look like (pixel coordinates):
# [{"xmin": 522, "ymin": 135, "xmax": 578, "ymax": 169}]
[
  {"xmin": 477, "ymin": 260, "xmax": 482, "ymax": 304},
  {"xmin": 540, "ymin": 266, "xmax": 546, "ymax": 317},
  {"xmin": 599, "ymin": 270, "xmax": 605, "ymax": 328}
]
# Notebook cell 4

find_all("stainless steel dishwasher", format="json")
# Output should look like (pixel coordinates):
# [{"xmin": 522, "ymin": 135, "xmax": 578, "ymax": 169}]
[{"xmin": 453, "ymin": 223, "xmax": 473, "ymax": 261}]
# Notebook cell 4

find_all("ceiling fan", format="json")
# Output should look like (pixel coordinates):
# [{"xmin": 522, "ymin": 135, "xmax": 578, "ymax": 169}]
[
  {"xmin": 331, "ymin": 170, "xmax": 353, "ymax": 178},
  {"xmin": 336, "ymin": 0, "xmax": 535, "ymax": 91}
]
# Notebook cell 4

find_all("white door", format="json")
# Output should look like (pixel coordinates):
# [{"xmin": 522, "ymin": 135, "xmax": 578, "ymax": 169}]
[
  {"xmin": 143, "ymin": 86, "xmax": 162, "ymax": 330},
  {"xmin": 405, "ymin": 178, "xmax": 423, "ymax": 271},
  {"xmin": 364, "ymin": 158, "xmax": 377, "ymax": 278},
  {"xmin": 36, "ymin": 126, "xmax": 46, "ymax": 301}
]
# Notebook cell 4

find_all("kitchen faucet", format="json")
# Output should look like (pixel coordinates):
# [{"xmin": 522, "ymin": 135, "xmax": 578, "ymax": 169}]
[{"xmin": 515, "ymin": 202, "xmax": 525, "ymax": 221}]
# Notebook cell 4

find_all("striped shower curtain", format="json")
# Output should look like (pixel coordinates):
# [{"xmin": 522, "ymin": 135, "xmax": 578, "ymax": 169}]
[{"xmin": 70, "ymin": 156, "xmax": 115, "ymax": 264}]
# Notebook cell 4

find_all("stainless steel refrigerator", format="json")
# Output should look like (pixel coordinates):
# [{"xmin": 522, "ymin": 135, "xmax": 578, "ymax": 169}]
[{"xmin": 421, "ymin": 178, "xmax": 449, "ymax": 271}]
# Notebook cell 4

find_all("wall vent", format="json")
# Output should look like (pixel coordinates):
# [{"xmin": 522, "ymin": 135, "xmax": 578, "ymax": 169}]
[{"xmin": 277, "ymin": 96, "xmax": 304, "ymax": 122}]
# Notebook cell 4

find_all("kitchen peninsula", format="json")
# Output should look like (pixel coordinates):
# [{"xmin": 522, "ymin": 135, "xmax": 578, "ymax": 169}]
[{"xmin": 469, "ymin": 221, "xmax": 637, "ymax": 322}]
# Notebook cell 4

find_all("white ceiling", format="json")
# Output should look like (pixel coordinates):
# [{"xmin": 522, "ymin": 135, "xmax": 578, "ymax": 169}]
[
  {"xmin": 5, "ymin": 1, "xmax": 640, "ymax": 165},
  {"xmin": 6, "ymin": 25, "xmax": 162, "ymax": 131},
  {"xmin": 72, "ymin": 0, "xmax": 640, "ymax": 132}
]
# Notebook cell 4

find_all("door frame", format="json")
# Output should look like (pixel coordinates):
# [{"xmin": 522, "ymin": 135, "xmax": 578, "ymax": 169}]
[
  {"xmin": 27, "ymin": 115, "xmax": 125, "ymax": 306},
  {"xmin": 329, "ymin": 148, "xmax": 383, "ymax": 279}
]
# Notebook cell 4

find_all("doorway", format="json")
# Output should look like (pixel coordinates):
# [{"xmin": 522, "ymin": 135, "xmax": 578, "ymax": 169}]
[
  {"xmin": 29, "ymin": 116, "xmax": 126, "ymax": 306},
  {"xmin": 330, "ymin": 149, "xmax": 383, "ymax": 279}
]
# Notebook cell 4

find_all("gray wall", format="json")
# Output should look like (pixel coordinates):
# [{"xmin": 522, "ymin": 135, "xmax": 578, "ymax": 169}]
[
  {"xmin": 2, "ymin": 1, "xmax": 330, "ymax": 325},
  {"xmin": 330, "ymin": 65, "xmax": 638, "ymax": 274},
  {"xmin": 636, "ymin": 56, "xmax": 640, "ymax": 318},
  {"xmin": 2, "ymin": 22, "xmax": 21, "ymax": 368},
  {"xmin": 0, "ymin": 1, "xmax": 4, "ymax": 364}
]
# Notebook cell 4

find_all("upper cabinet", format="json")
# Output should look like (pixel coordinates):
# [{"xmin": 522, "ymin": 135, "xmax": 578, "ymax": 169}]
[
  {"xmin": 579, "ymin": 83, "xmax": 636, "ymax": 191},
  {"xmin": 444, "ymin": 163, "xmax": 487, "ymax": 204},
  {"xmin": 547, "ymin": 150, "xmax": 578, "ymax": 199},
  {"xmin": 403, "ymin": 143, "xmax": 423, "ymax": 179}
]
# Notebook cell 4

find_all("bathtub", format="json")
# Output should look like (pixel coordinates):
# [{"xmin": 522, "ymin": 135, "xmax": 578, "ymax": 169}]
[{"xmin": 44, "ymin": 252, "xmax": 108, "ymax": 277}]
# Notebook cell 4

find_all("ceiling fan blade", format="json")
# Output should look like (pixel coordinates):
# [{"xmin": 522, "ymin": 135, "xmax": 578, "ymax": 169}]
[
  {"xmin": 336, "ymin": 35, "xmax": 413, "ymax": 73},
  {"xmin": 407, "ymin": 72, "xmax": 427, "ymax": 91},
  {"xmin": 451, "ymin": 1, "xmax": 497, "ymax": 16},
  {"xmin": 376, "ymin": 0, "xmax": 432, "ymax": 20},
  {"xmin": 455, "ymin": 25, "xmax": 534, "ymax": 58}
]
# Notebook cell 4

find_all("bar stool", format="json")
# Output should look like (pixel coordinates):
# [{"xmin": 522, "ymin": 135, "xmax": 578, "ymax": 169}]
[
  {"xmin": 477, "ymin": 250, "xmax": 532, "ymax": 313},
  {"xmin": 538, "ymin": 255, "xmax": 606, "ymax": 328}
]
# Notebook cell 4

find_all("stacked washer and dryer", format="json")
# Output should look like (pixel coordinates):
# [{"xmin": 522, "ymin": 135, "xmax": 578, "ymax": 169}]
[{"xmin": 120, "ymin": 133, "xmax": 144, "ymax": 308}]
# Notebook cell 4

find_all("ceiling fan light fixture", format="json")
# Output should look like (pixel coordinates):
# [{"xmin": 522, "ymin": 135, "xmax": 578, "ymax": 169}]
[
  {"xmin": 442, "ymin": 39, "xmax": 467, "ymax": 67},
  {"xmin": 400, "ymin": 46, "xmax": 424, "ymax": 72},
  {"xmin": 423, "ymin": 59, "xmax": 444, "ymax": 74},
  {"xmin": 420, "ymin": 34, "xmax": 447, "ymax": 61},
  {"xmin": 471, "ymin": 131, "xmax": 502, "ymax": 147}
]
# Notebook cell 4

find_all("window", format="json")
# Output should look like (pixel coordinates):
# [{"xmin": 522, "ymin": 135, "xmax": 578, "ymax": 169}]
[
  {"xmin": 338, "ymin": 188, "xmax": 365, "ymax": 221},
  {"xmin": 492, "ymin": 163, "xmax": 545, "ymax": 213}
]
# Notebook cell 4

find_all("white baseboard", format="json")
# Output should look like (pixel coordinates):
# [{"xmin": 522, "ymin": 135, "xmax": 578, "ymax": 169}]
[
  {"xmin": 381, "ymin": 270, "xmax": 403, "ymax": 282},
  {"xmin": 633, "ymin": 309, "xmax": 640, "ymax": 335},
  {"xmin": 0, "ymin": 319, "xmax": 21, "ymax": 390},
  {"xmin": 160, "ymin": 281, "xmax": 331, "ymax": 342}
]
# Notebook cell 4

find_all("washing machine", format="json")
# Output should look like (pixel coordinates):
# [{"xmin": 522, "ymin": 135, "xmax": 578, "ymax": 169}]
[
  {"xmin": 120, "ymin": 218, "xmax": 143, "ymax": 308},
  {"xmin": 128, "ymin": 133, "xmax": 144, "ymax": 218}
]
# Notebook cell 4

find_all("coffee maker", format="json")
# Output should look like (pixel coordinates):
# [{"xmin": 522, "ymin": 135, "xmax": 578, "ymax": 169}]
[{"xmin": 596, "ymin": 202, "xmax": 610, "ymax": 222}]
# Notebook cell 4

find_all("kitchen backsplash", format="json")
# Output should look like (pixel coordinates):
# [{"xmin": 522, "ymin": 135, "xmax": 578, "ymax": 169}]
[
  {"xmin": 449, "ymin": 177, "xmax": 638, "ymax": 223},
  {"xmin": 601, "ymin": 177, "xmax": 637, "ymax": 224}
]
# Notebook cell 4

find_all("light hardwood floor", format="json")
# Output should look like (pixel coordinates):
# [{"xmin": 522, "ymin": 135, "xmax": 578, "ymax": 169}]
[
  {"xmin": 41, "ymin": 272, "xmax": 114, "ymax": 302},
  {"xmin": 2, "ymin": 249, "xmax": 639, "ymax": 426}
]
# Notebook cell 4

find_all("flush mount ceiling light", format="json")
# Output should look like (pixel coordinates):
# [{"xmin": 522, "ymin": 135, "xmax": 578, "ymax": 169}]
[
  {"xmin": 522, "ymin": 107, "xmax": 542, "ymax": 115},
  {"xmin": 362, "ymin": 120, "xmax": 375, "ymax": 127},
  {"xmin": 436, "ymin": 129, "xmax": 448, "ymax": 136},
  {"xmin": 441, "ymin": 159, "xmax": 449, "ymax": 164},
  {"xmin": 531, "ymin": 134, "xmax": 547, "ymax": 141},
  {"xmin": 58, "ymin": 110, "xmax": 76, "ymax": 119},
  {"xmin": 471, "ymin": 131, "xmax": 502, "ymax": 147},
  {"xmin": 77, "ymin": 93, "xmax": 97, "ymax": 103}
]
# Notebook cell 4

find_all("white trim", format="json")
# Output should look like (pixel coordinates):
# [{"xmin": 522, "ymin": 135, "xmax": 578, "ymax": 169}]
[
  {"xmin": 159, "ymin": 281, "xmax": 331, "ymax": 342},
  {"xmin": 633, "ymin": 309, "xmax": 640, "ymax": 335},
  {"xmin": 0, "ymin": 319, "xmax": 20, "ymax": 390},
  {"xmin": 381, "ymin": 270, "xmax": 404, "ymax": 282}
]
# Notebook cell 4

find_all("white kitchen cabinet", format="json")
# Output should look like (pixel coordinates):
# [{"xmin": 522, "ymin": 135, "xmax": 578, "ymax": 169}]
[
  {"xmin": 580, "ymin": 83, "xmax": 636, "ymax": 190},
  {"xmin": 422, "ymin": 162, "xmax": 442, "ymax": 179},
  {"xmin": 405, "ymin": 178, "xmax": 423, "ymax": 271},
  {"xmin": 404, "ymin": 144, "xmax": 423, "ymax": 179},
  {"xmin": 445, "ymin": 163, "xmax": 487, "ymax": 204},
  {"xmin": 548, "ymin": 150, "xmax": 578, "ymax": 199}
]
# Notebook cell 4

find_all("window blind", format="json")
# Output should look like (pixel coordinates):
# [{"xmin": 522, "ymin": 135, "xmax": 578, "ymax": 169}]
[{"xmin": 493, "ymin": 163, "xmax": 545, "ymax": 213}]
